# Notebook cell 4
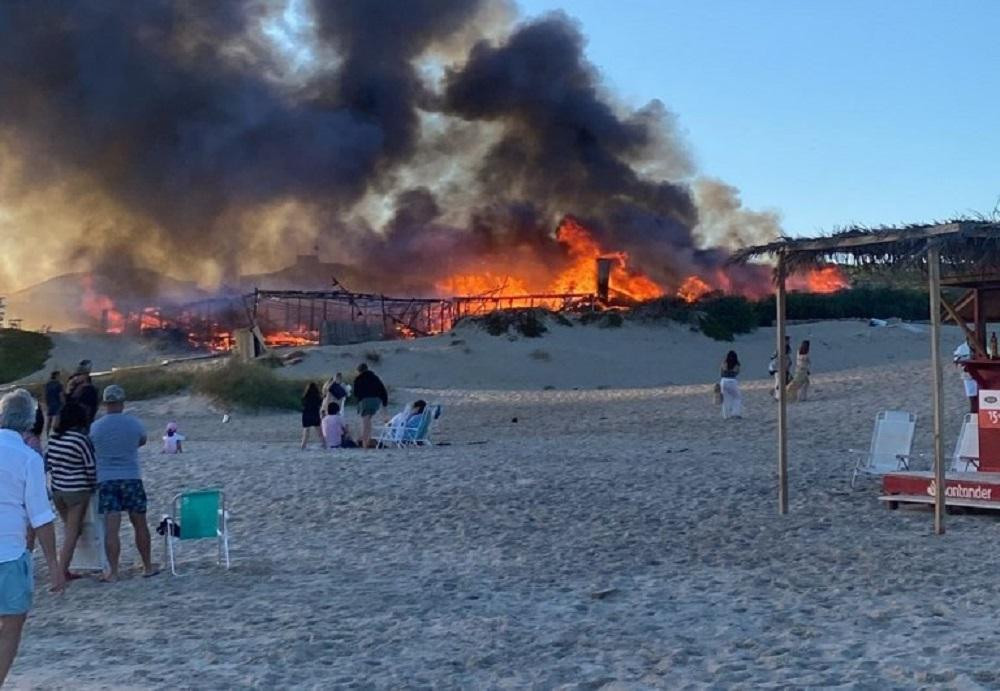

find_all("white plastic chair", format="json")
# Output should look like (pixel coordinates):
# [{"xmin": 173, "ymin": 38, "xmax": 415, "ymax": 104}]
[
  {"xmin": 850, "ymin": 410, "xmax": 916, "ymax": 488},
  {"xmin": 950, "ymin": 413, "xmax": 980, "ymax": 472}
]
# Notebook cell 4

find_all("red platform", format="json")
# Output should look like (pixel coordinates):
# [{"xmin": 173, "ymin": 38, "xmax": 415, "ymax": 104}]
[{"xmin": 881, "ymin": 471, "xmax": 1000, "ymax": 510}]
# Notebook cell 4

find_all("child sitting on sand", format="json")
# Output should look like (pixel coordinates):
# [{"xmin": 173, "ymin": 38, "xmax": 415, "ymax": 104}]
[
  {"xmin": 162, "ymin": 422, "xmax": 185, "ymax": 454},
  {"xmin": 321, "ymin": 402, "xmax": 357, "ymax": 449}
]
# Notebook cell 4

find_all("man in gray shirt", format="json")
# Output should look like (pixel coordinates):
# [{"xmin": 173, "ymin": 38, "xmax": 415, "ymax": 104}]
[{"xmin": 91, "ymin": 385, "xmax": 156, "ymax": 580}]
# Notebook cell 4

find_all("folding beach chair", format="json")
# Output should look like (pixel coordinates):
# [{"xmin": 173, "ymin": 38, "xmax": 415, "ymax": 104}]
[
  {"xmin": 162, "ymin": 489, "xmax": 230, "ymax": 576},
  {"xmin": 404, "ymin": 405, "xmax": 441, "ymax": 447},
  {"xmin": 375, "ymin": 404, "xmax": 411, "ymax": 449},
  {"xmin": 951, "ymin": 413, "xmax": 980, "ymax": 472},
  {"xmin": 849, "ymin": 410, "xmax": 916, "ymax": 488}
]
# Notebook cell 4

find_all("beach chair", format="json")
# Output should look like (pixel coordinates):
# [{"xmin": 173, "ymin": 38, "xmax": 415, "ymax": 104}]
[
  {"xmin": 951, "ymin": 413, "xmax": 980, "ymax": 472},
  {"xmin": 162, "ymin": 489, "xmax": 230, "ymax": 576},
  {"xmin": 405, "ymin": 405, "xmax": 441, "ymax": 447},
  {"xmin": 849, "ymin": 410, "xmax": 916, "ymax": 488},
  {"xmin": 376, "ymin": 404, "xmax": 415, "ymax": 448}
]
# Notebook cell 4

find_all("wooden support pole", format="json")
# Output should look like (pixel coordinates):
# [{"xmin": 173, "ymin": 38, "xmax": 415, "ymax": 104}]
[
  {"xmin": 928, "ymin": 246, "xmax": 946, "ymax": 535},
  {"xmin": 776, "ymin": 253, "xmax": 789, "ymax": 515},
  {"xmin": 940, "ymin": 297, "xmax": 988, "ymax": 359}
]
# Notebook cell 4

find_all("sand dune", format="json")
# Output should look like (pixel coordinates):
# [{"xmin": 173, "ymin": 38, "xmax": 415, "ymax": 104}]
[{"xmin": 9, "ymin": 320, "xmax": 994, "ymax": 688}]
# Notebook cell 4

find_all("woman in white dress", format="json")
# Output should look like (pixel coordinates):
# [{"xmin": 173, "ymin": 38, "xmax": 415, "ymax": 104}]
[{"xmin": 720, "ymin": 350, "xmax": 742, "ymax": 419}]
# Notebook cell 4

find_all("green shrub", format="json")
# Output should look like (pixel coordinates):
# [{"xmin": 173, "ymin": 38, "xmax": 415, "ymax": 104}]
[
  {"xmin": 0, "ymin": 330, "xmax": 53, "ymax": 384},
  {"xmin": 461, "ymin": 309, "xmax": 551, "ymax": 338},
  {"xmin": 364, "ymin": 350, "xmax": 382, "ymax": 364},
  {"xmin": 517, "ymin": 311, "xmax": 548, "ymax": 338},
  {"xmin": 698, "ymin": 316, "xmax": 735, "ymax": 342},
  {"xmin": 195, "ymin": 361, "xmax": 304, "ymax": 411},
  {"xmin": 95, "ymin": 369, "xmax": 192, "ymax": 401},
  {"xmin": 599, "ymin": 312, "xmax": 624, "ymax": 328},
  {"xmin": 699, "ymin": 296, "xmax": 758, "ymax": 336}
]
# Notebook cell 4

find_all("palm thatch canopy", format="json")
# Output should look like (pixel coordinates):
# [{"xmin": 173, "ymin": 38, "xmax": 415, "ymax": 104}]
[{"xmin": 730, "ymin": 220, "xmax": 1000, "ymax": 276}]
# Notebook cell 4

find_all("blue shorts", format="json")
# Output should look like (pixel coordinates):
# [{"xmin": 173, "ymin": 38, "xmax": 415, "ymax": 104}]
[
  {"xmin": 98, "ymin": 479, "xmax": 148, "ymax": 514},
  {"xmin": 0, "ymin": 552, "xmax": 33, "ymax": 615}
]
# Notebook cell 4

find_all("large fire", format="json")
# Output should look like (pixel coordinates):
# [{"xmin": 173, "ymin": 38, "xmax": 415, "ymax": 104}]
[
  {"xmin": 72, "ymin": 218, "xmax": 850, "ymax": 350},
  {"xmin": 435, "ymin": 217, "xmax": 664, "ymax": 302}
]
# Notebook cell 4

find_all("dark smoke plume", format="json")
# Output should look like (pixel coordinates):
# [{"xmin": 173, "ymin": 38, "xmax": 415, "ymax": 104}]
[{"xmin": 0, "ymin": 1, "xmax": 776, "ymax": 300}]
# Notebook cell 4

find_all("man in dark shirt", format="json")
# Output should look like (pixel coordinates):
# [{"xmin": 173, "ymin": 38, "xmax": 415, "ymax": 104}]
[
  {"xmin": 43, "ymin": 371, "xmax": 63, "ymax": 435},
  {"xmin": 353, "ymin": 363, "xmax": 388, "ymax": 449}
]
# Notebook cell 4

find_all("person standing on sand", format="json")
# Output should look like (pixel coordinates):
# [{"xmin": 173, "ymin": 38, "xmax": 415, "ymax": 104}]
[
  {"xmin": 719, "ymin": 351, "xmax": 742, "ymax": 419},
  {"xmin": 44, "ymin": 370, "xmax": 64, "ymax": 436},
  {"xmin": 0, "ymin": 390, "xmax": 64, "ymax": 686},
  {"xmin": 90, "ymin": 385, "xmax": 157, "ymax": 581},
  {"xmin": 769, "ymin": 336, "xmax": 793, "ymax": 400},
  {"xmin": 300, "ymin": 382, "xmax": 325, "ymax": 450},
  {"xmin": 353, "ymin": 363, "xmax": 388, "ymax": 449},
  {"xmin": 321, "ymin": 373, "xmax": 349, "ymax": 420},
  {"xmin": 44, "ymin": 402, "xmax": 96, "ymax": 581},
  {"xmin": 787, "ymin": 340, "xmax": 811, "ymax": 402}
]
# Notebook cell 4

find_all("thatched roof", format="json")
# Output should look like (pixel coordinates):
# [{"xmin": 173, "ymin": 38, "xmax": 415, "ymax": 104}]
[{"xmin": 730, "ymin": 220, "xmax": 1000, "ymax": 275}]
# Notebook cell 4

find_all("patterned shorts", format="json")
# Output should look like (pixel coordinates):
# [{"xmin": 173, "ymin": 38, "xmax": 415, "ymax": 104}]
[{"xmin": 98, "ymin": 479, "xmax": 148, "ymax": 514}]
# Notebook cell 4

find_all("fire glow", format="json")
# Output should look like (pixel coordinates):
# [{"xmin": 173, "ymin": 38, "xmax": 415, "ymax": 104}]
[{"xmin": 72, "ymin": 217, "xmax": 850, "ymax": 350}]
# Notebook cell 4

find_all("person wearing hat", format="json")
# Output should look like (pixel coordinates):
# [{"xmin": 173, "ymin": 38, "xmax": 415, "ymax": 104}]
[{"xmin": 90, "ymin": 385, "xmax": 157, "ymax": 580}]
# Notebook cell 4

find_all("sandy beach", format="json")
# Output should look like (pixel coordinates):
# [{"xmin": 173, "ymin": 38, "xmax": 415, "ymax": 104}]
[{"xmin": 9, "ymin": 320, "xmax": 999, "ymax": 689}]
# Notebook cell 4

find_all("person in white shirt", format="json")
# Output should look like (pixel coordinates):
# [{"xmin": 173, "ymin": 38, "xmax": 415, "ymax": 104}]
[{"xmin": 0, "ymin": 389, "xmax": 64, "ymax": 685}]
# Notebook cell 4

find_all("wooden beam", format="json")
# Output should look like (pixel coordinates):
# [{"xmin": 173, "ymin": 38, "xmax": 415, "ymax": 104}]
[
  {"xmin": 776, "ymin": 223, "xmax": 963, "ymax": 254},
  {"xmin": 928, "ymin": 246, "xmax": 946, "ymax": 535},
  {"xmin": 940, "ymin": 297, "xmax": 988, "ymax": 359},
  {"xmin": 776, "ymin": 253, "xmax": 789, "ymax": 515}
]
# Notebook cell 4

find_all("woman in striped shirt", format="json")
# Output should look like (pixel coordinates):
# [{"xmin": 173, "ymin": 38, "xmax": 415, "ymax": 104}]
[{"xmin": 44, "ymin": 401, "xmax": 97, "ymax": 578}]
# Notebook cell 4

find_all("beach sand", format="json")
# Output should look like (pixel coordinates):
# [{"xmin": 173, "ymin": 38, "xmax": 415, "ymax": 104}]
[{"xmin": 10, "ymin": 320, "xmax": 999, "ymax": 689}]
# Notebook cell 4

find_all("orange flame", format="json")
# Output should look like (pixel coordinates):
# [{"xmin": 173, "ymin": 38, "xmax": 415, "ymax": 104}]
[
  {"xmin": 804, "ymin": 266, "xmax": 848, "ymax": 293},
  {"xmin": 434, "ymin": 217, "xmax": 664, "ymax": 304},
  {"xmin": 80, "ymin": 275, "xmax": 124, "ymax": 333},
  {"xmin": 677, "ymin": 275, "xmax": 713, "ymax": 303}
]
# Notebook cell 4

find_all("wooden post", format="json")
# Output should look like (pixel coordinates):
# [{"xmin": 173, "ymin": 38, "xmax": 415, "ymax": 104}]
[
  {"xmin": 776, "ymin": 253, "xmax": 789, "ymax": 515},
  {"xmin": 928, "ymin": 246, "xmax": 946, "ymax": 535}
]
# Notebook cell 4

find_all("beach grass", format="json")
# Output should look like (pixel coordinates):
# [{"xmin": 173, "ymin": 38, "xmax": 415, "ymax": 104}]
[
  {"xmin": 0, "ymin": 329, "xmax": 53, "ymax": 385},
  {"xmin": 95, "ymin": 368, "xmax": 192, "ymax": 400},
  {"xmin": 85, "ymin": 360, "xmax": 310, "ymax": 411},
  {"xmin": 195, "ymin": 361, "xmax": 306, "ymax": 411}
]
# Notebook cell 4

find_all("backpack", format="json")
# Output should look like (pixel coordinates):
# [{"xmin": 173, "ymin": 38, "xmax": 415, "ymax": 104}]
[{"xmin": 329, "ymin": 382, "xmax": 347, "ymax": 400}]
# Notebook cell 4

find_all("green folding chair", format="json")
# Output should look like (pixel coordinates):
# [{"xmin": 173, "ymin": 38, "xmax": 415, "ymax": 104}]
[{"xmin": 162, "ymin": 489, "xmax": 230, "ymax": 575}]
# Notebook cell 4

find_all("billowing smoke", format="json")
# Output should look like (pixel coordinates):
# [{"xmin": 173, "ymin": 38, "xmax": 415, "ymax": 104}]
[{"xmin": 0, "ymin": 0, "xmax": 778, "ymax": 306}]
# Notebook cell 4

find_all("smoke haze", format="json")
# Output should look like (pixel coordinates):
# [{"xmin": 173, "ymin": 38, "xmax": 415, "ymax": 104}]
[{"xmin": 0, "ymin": 0, "xmax": 779, "ymax": 298}]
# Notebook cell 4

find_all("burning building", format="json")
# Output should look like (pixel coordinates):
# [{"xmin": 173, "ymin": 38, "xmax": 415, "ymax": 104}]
[{"xmin": 0, "ymin": 1, "xmax": 847, "ymax": 340}]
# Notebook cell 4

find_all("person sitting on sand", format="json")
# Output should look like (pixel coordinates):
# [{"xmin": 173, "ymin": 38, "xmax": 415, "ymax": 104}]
[
  {"xmin": 90, "ymin": 385, "xmax": 157, "ymax": 580},
  {"xmin": 161, "ymin": 422, "xmax": 184, "ymax": 454},
  {"xmin": 321, "ymin": 402, "xmax": 357, "ymax": 449},
  {"xmin": 0, "ymin": 390, "xmax": 64, "ymax": 686},
  {"xmin": 786, "ymin": 340, "xmax": 811, "ymax": 402},
  {"xmin": 300, "ymin": 383, "xmax": 325, "ymax": 450},
  {"xmin": 44, "ymin": 401, "xmax": 96, "ymax": 581},
  {"xmin": 353, "ymin": 363, "xmax": 388, "ymax": 449},
  {"xmin": 719, "ymin": 351, "xmax": 742, "ymax": 419}
]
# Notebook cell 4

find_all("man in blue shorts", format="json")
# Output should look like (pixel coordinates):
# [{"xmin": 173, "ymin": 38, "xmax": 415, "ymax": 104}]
[
  {"xmin": 0, "ymin": 389, "xmax": 64, "ymax": 685},
  {"xmin": 91, "ymin": 385, "xmax": 157, "ymax": 580}
]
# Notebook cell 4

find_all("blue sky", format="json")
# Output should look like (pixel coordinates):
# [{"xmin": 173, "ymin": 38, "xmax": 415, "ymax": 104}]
[{"xmin": 517, "ymin": 0, "xmax": 1000, "ymax": 236}]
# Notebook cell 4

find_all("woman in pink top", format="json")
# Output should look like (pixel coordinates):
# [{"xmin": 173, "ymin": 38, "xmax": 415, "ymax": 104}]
[{"xmin": 320, "ymin": 402, "xmax": 356, "ymax": 449}]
